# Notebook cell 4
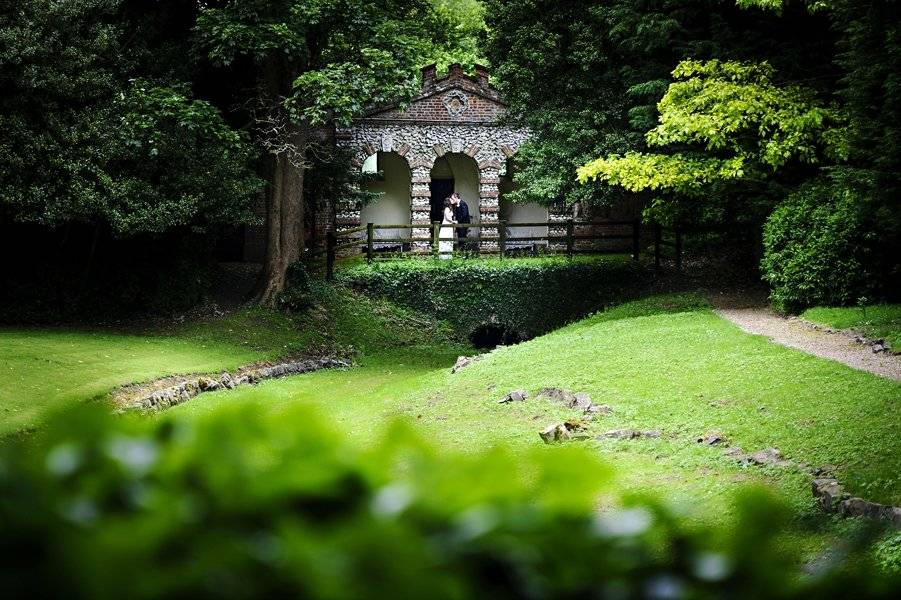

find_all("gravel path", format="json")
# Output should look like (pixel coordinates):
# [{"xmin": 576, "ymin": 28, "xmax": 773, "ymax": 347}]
[{"xmin": 715, "ymin": 307, "xmax": 901, "ymax": 381}]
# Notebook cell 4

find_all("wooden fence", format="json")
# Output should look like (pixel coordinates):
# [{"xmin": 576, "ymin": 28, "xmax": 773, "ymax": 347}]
[{"xmin": 305, "ymin": 219, "xmax": 705, "ymax": 280}]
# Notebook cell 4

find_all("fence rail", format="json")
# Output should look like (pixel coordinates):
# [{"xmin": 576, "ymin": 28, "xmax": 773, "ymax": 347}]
[{"xmin": 304, "ymin": 219, "xmax": 713, "ymax": 280}]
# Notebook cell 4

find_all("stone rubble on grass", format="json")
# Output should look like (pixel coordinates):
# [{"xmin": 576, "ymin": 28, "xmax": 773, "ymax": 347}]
[
  {"xmin": 696, "ymin": 430, "xmax": 726, "ymax": 446},
  {"xmin": 812, "ymin": 478, "xmax": 901, "ymax": 528},
  {"xmin": 498, "ymin": 389, "xmax": 528, "ymax": 404},
  {"xmin": 722, "ymin": 446, "xmax": 792, "ymax": 468},
  {"xmin": 539, "ymin": 421, "xmax": 587, "ymax": 444},
  {"xmin": 451, "ymin": 355, "xmax": 483, "ymax": 374},
  {"xmin": 536, "ymin": 387, "xmax": 610, "ymax": 416},
  {"xmin": 597, "ymin": 429, "xmax": 661, "ymax": 441},
  {"xmin": 129, "ymin": 358, "xmax": 351, "ymax": 412}
]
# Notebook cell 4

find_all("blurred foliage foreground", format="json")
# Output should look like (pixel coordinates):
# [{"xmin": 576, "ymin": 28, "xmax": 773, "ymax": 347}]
[{"xmin": 1, "ymin": 404, "xmax": 898, "ymax": 599}]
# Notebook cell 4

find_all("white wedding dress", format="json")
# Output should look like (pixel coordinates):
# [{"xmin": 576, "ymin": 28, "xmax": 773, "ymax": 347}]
[{"xmin": 439, "ymin": 206, "xmax": 455, "ymax": 259}]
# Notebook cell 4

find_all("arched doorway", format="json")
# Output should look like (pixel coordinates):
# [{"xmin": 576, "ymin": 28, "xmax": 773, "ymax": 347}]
[
  {"xmin": 360, "ymin": 152, "xmax": 412, "ymax": 249},
  {"xmin": 430, "ymin": 152, "xmax": 480, "ymax": 236}
]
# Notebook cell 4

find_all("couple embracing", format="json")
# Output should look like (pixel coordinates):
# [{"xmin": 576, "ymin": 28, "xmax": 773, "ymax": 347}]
[{"xmin": 439, "ymin": 192, "xmax": 471, "ymax": 258}]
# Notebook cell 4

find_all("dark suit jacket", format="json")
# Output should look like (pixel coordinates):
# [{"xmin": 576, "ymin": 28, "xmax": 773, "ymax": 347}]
[{"xmin": 455, "ymin": 200, "xmax": 471, "ymax": 237}]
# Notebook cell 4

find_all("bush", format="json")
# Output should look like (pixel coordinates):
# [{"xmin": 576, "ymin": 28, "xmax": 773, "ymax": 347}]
[
  {"xmin": 337, "ymin": 257, "xmax": 648, "ymax": 342},
  {"xmin": 761, "ymin": 176, "xmax": 899, "ymax": 312},
  {"xmin": 1, "ymin": 404, "xmax": 898, "ymax": 598}
]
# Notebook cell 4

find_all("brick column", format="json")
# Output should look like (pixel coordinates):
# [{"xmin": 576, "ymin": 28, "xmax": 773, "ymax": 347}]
[
  {"xmin": 478, "ymin": 158, "xmax": 502, "ymax": 252},
  {"xmin": 409, "ymin": 156, "xmax": 433, "ymax": 251}
]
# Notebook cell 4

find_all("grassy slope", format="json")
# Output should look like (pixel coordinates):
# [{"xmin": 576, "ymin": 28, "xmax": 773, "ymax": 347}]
[
  {"xmin": 802, "ymin": 304, "xmax": 901, "ymax": 350},
  {"xmin": 0, "ymin": 284, "xmax": 465, "ymax": 436},
  {"xmin": 173, "ymin": 293, "xmax": 901, "ymax": 517}
]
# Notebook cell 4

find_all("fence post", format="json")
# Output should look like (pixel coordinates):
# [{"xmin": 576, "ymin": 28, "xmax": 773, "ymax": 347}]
[
  {"xmin": 366, "ymin": 223, "xmax": 374, "ymax": 264},
  {"xmin": 632, "ymin": 218, "xmax": 641, "ymax": 261},
  {"xmin": 432, "ymin": 221, "xmax": 439, "ymax": 258},
  {"xmin": 675, "ymin": 227, "xmax": 683, "ymax": 272},
  {"xmin": 566, "ymin": 219, "xmax": 574, "ymax": 259},
  {"xmin": 498, "ymin": 220, "xmax": 506, "ymax": 259},
  {"xmin": 326, "ymin": 230, "xmax": 336, "ymax": 281},
  {"xmin": 654, "ymin": 223, "xmax": 662, "ymax": 269}
]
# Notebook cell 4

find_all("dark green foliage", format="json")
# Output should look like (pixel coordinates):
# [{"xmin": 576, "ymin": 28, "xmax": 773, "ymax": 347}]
[
  {"xmin": 761, "ymin": 173, "xmax": 899, "ymax": 312},
  {"xmin": 0, "ymin": 1, "xmax": 261, "ymax": 234},
  {"xmin": 276, "ymin": 262, "xmax": 314, "ymax": 311},
  {"xmin": 1, "ymin": 403, "xmax": 898, "ymax": 598},
  {"xmin": 100, "ymin": 81, "xmax": 262, "ymax": 235},
  {"xmin": 338, "ymin": 258, "xmax": 648, "ymax": 340}
]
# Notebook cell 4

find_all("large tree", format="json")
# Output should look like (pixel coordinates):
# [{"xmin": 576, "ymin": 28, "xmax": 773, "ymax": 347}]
[{"xmin": 195, "ymin": 0, "xmax": 437, "ymax": 303}]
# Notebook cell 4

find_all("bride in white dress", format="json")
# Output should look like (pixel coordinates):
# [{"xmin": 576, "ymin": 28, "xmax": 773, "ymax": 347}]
[{"xmin": 439, "ymin": 197, "xmax": 456, "ymax": 259}]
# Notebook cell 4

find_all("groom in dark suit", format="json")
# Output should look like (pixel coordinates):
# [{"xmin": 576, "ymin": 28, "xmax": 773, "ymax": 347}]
[{"xmin": 451, "ymin": 193, "xmax": 472, "ymax": 251}]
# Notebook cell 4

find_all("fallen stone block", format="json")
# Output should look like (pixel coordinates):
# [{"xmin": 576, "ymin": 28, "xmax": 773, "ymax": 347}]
[
  {"xmin": 537, "ymin": 387, "xmax": 604, "ymax": 415},
  {"xmin": 499, "ymin": 390, "xmax": 528, "ymax": 404},
  {"xmin": 539, "ymin": 421, "xmax": 584, "ymax": 444},
  {"xmin": 746, "ymin": 447, "xmax": 791, "ymax": 467},
  {"xmin": 812, "ymin": 478, "xmax": 848, "ymax": 512},
  {"xmin": 197, "ymin": 377, "xmax": 220, "ymax": 392},
  {"xmin": 572, "ymin": 392, "xmax": 593, "ymax": 411},
  {"xmin": 697, "ymin": 430, "xmax": 726, "ymax": 446},
  {"xmin": 219, "ymin": 372, "xmax": 235, "ymax": 389},
  {"xmin": 451, "ymin": 355, "xmax": 483, "ymax": 373}
]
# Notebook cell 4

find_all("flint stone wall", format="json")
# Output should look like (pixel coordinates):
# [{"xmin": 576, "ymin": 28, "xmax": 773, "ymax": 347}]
[{"xmin": 335, "ymin": 64, "xmax": 563, "ymax": 251}]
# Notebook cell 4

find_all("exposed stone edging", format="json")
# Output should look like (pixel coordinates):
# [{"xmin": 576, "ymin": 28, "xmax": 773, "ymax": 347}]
[
  {"xmin": 793, "ymin": 317, "xmax": 895, "ymax": 355},
  {"xmin": 812, "ymin": 478, "xmax": 901, "ymax": 529},
  {"xmin": 115, "ymin": 357, "xmax": 352, "ymax": 412}
]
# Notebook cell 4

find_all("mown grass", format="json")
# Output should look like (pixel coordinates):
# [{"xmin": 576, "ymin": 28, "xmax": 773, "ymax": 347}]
[
  {"xmin": 802, "ymin": 304, "xmax": 901, "ymax": 350},
  {"xmin": 0, "ymin": 284, "xmax": 465, "ymax": 436},
  {"xmin": 173, "ymin": 293, "xmax": 901, "ymax": 519},
  {"xmin": 4, "ymin": 282, "xmax": 899, "ymax": 558}
]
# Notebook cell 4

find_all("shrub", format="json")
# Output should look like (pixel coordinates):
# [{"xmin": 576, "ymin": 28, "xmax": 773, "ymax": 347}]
[
  {"xmin": 0, "ymin": 404, "xmax": 898, "ymax": 598},
  {"xmin": 762, "ymin": 176, "xmax": 898, "ymax": 312},
  {"xmin": 336, "ymin": 257, "xmax": 648, "ymax": 342}
]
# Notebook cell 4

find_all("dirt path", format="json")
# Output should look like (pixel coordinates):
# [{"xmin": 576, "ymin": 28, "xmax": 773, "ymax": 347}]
[{"xmin": 714, "ymin": 306, "xmax": 901, "ymax": 381}]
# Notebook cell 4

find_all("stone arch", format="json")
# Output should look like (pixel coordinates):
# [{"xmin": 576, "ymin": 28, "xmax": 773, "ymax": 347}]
[
  {"xmin": 430, "ymin": 152, "xmax": 481, "ymax": 227},
  {"xmin": 358, "ymin": 151, "xmax": 413, "ymax": 248}
]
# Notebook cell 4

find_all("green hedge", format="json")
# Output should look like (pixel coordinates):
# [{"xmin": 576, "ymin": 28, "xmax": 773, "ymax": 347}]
[
  {"xmin": 336, "ymin": 257, "xmax": 648, "ymax": 342},
  {"xmin": 1, "ymin": 404, "xmax": 898, "ymax": 598},
  {"xmin": 762, "ymin": 176, "xmax": 899, "ymax": 313}
]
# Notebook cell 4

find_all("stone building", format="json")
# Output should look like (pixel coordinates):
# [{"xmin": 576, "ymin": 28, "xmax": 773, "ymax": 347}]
[{"xmin": 334, "ymin": 63, "xmax": 556, "ymax": 251}]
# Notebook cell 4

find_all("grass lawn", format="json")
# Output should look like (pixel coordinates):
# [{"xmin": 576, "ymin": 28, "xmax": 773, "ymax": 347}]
[
  {"xmin": 0, "ymin": 284, "xmax": 464, "ymax": 437},
  {"xmin": 802, "ymin": 304, "xmax": 901, "ymax": 350},
  {"xmin": 172, "ymin": 293, "xmax": 901, "ymax": 526},
  {"xmin": 4, "ymin": 284, "xmax": 899, "ymax": 557}
]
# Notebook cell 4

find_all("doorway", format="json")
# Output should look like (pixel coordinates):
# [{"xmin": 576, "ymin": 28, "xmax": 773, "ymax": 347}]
[{"xmin": 430, "ymin": 178, "xmax": 454, "ymax": 224}]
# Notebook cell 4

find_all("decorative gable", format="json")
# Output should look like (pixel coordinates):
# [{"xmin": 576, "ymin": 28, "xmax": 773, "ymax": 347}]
[{"xmin": 361, "ymin": 64, "xmax": 507, "ymax": 124}]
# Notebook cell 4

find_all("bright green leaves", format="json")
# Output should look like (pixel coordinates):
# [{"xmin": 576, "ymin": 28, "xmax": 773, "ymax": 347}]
[
  {"xmin": 580, "ymin": 60, "xmax": 846, "ymax": 194},
  {"xmin": 578, "ymin": 153, "xmax": 746, "ymax": 192},
  {"xmin": 423, "ymin": 0, "xmax": 488, "ymax": 72}
]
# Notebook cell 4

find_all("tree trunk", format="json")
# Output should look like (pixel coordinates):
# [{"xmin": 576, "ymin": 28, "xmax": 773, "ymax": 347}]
[{"xmin": 254, "ymin": 124, "xmax": 308, "ymax": 305}]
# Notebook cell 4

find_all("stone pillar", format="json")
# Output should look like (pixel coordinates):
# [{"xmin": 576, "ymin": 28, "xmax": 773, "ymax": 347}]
[
  {"xmin": 409, "ymin": 156, "xmax": 433, "ymax": 251},
  {"xmin": 478, "ymin": 158, "xmax": 502, "ymax": 252}
]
